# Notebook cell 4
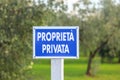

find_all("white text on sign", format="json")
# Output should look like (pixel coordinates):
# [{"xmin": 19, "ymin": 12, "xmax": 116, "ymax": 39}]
[
  {"xmin": 37, "ymin": 31, "xmax": 75, "ymax": 54},
  {"xmin": 37, "ymin": 32, "xmax": 74, "ymax": 41}
]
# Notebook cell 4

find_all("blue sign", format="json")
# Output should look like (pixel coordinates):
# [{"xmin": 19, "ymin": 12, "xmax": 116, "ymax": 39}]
[{"xmin": 33, "ymin": 26, "xmax": 79, "ymax": 59}]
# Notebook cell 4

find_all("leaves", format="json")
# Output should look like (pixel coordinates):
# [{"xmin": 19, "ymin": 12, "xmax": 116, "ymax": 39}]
[{"xmin": 0, "ymin": 0, "xmax": 44, "ymax": 80}]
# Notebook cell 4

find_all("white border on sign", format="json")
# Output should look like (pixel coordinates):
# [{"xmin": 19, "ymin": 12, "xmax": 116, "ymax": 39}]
[{"xmin": 33, "ymin": 26, "xmax": 79, "ymax": 59}]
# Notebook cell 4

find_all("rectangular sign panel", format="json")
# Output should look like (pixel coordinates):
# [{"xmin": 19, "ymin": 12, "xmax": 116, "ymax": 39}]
[{"xmin": 33, "ymin": 26, "xmax": 79, "ymax": 59}]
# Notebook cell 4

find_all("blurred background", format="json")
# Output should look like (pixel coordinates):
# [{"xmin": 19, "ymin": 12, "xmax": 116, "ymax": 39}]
[{"xmin": 0, "ymin": 0, "xmax": 120, "ymax": 80}]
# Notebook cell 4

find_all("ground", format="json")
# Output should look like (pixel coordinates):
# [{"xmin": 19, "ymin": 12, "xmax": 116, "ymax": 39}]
[{"xmin": 27, "ymin": 57, "xmax": 120, "ymax": 80}]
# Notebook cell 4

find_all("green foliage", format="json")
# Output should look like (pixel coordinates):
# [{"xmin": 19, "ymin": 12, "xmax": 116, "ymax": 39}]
[
  {"xmin": 77, "ymin": 0, "xmax": 120, "ymax": 59},
  {"xmin": 99, "ymin": 0, "xmax": 120, "ymax": 60},
  {"xmin": 0, "ymin": 0, "xmax": 44, "ymax": 80}
]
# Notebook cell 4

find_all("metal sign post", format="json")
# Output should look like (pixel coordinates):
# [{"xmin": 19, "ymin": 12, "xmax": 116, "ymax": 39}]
[{"xmin": 51, "ymin": 59, "xmax": 64, "ymax": 80}]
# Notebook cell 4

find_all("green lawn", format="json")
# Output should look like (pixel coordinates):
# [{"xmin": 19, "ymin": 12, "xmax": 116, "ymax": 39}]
[{"xmin": 27, "ymin": 58, "xmax": 120, "ymax": 80}]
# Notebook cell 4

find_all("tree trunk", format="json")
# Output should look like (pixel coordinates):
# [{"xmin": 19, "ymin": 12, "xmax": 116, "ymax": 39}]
[
  {"xmin": 86, "ymin": 53, "xmax": 93, "ymax": 76},
  {"xmin": 86, "ymin": 35, "xmax": 110, "ymax": 76},
  {"xmin": 118, "ymin": 54, "xmax": 120, "ymax": 63},
  {"xmin": 101, "ymin": 57, "xmax": 105, "ymax": 63},
  {"xmin": 118, "ymin": 58, "xmax": 120, "ymax": 63}
]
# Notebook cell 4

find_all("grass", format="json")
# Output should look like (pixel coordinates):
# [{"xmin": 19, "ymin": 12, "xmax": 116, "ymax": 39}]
[{"xmin": 27, "ymin": 57, "xmax": 120, "ymax": 80}]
